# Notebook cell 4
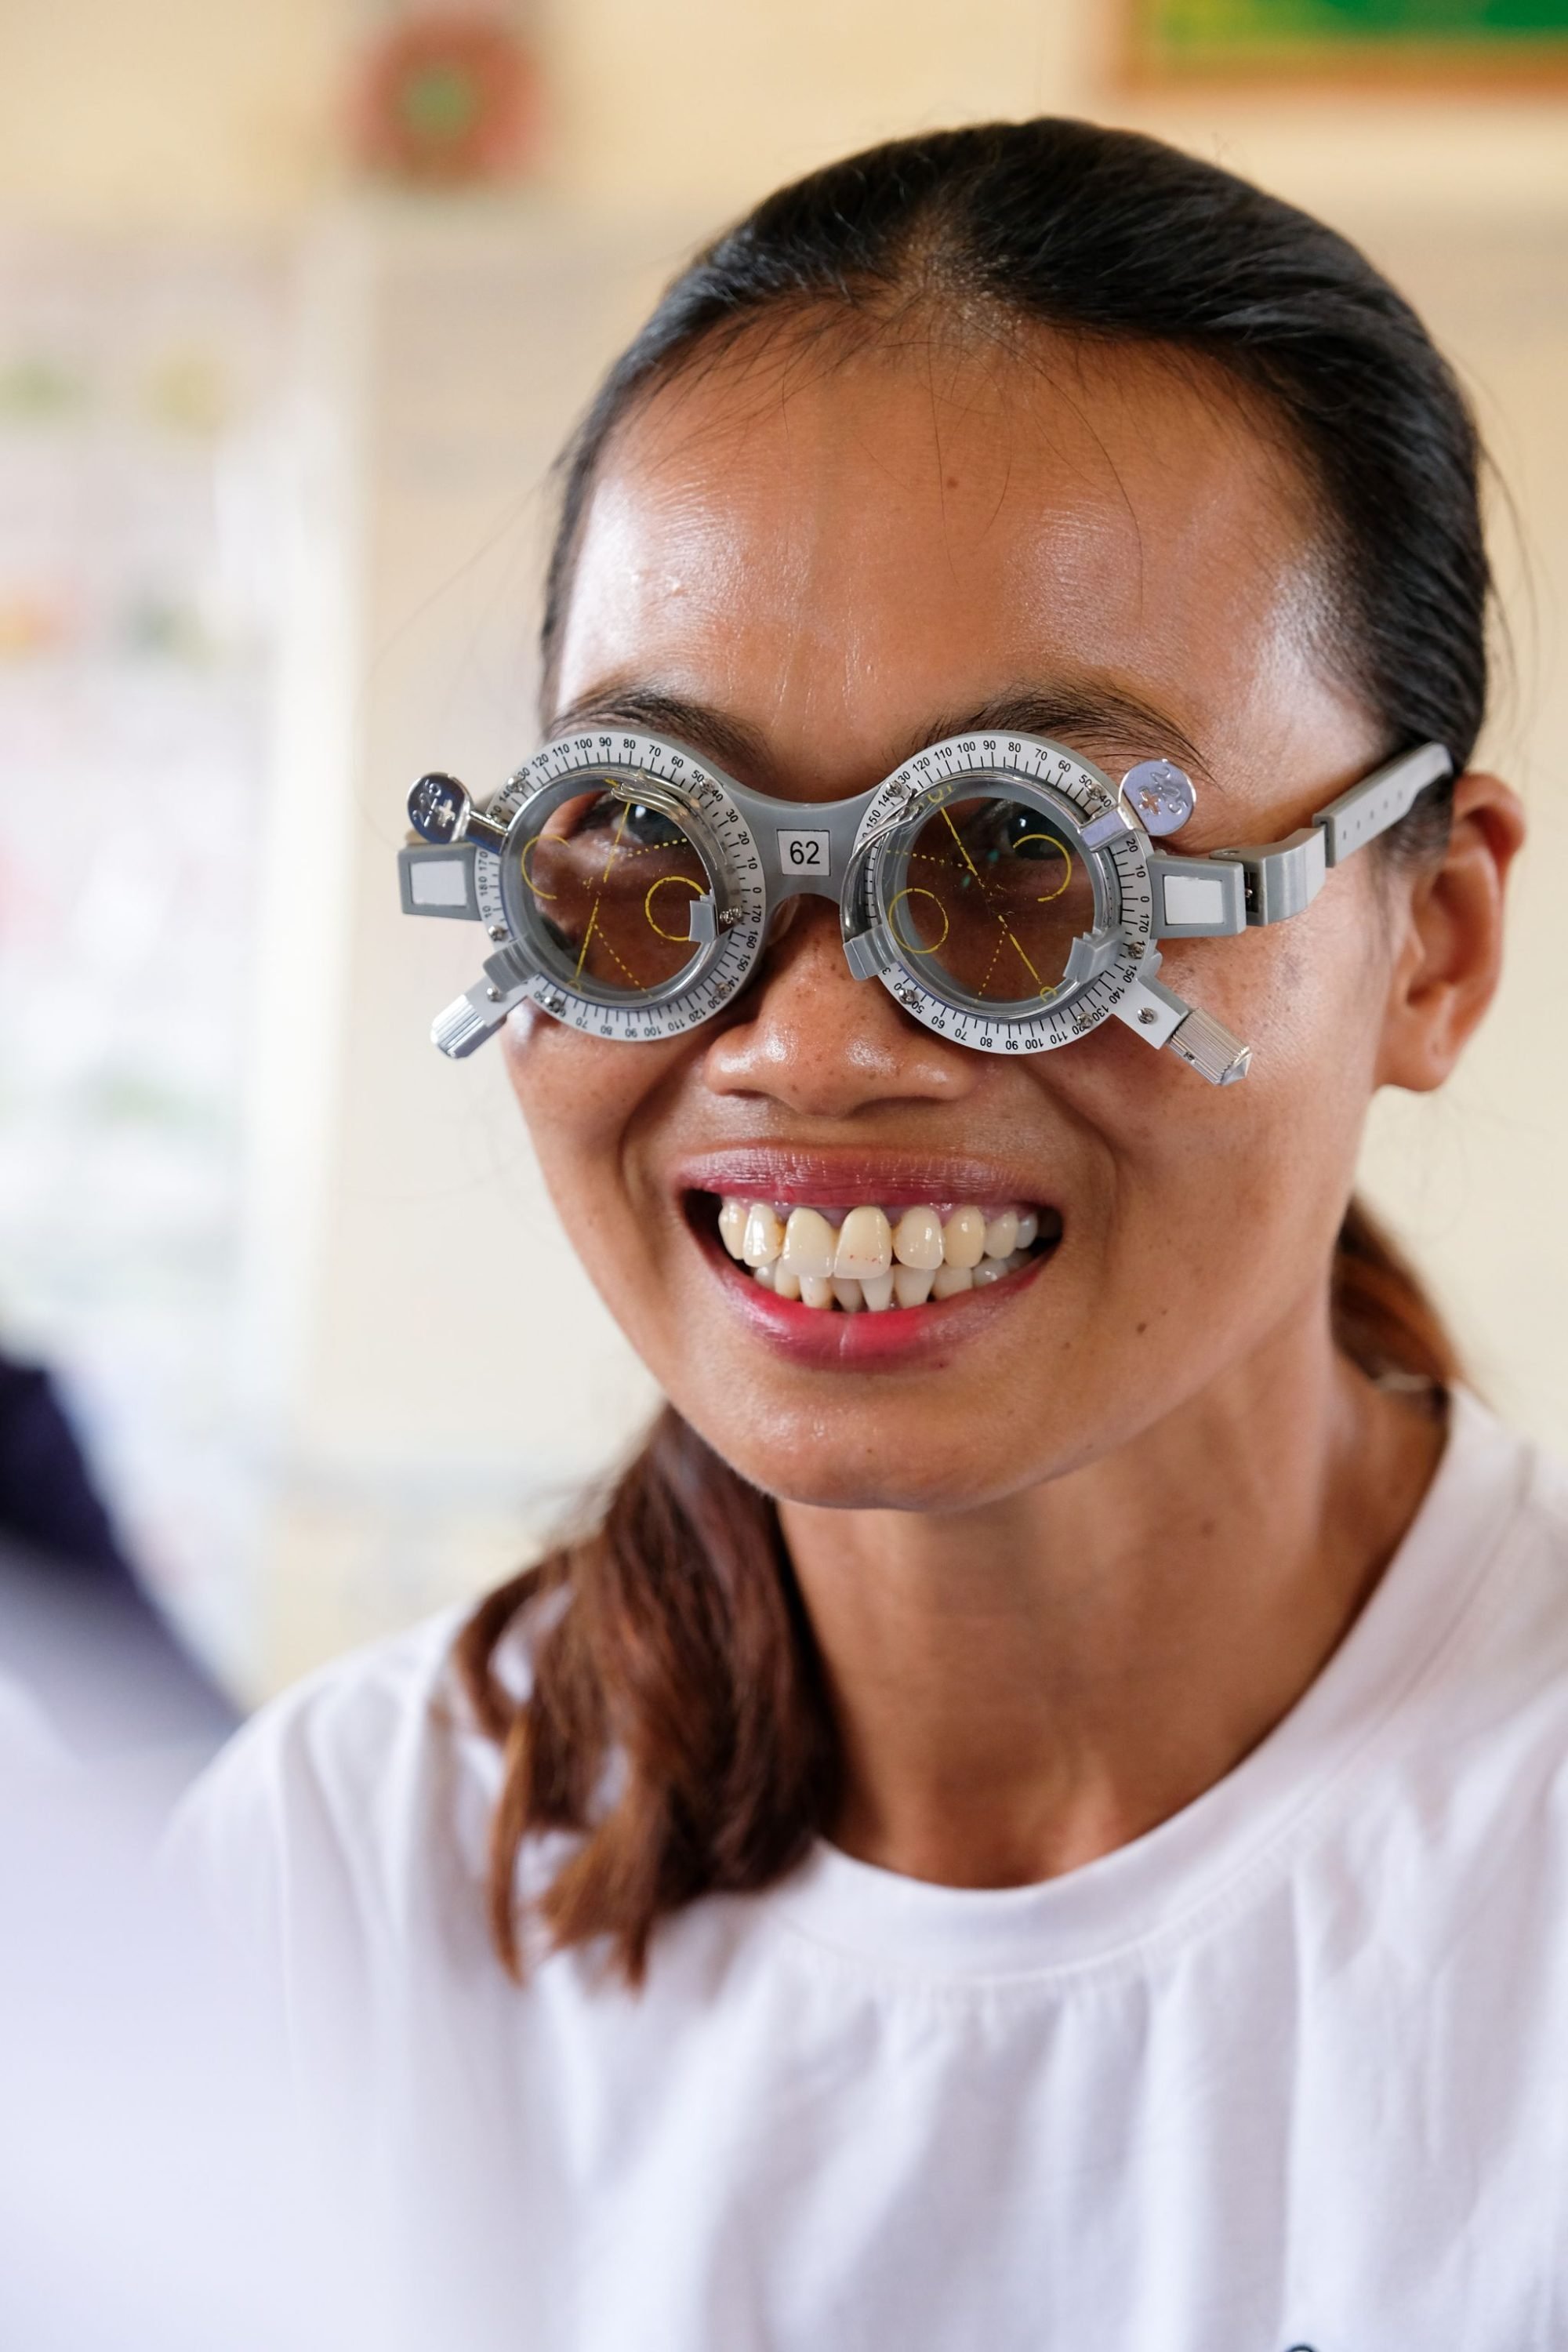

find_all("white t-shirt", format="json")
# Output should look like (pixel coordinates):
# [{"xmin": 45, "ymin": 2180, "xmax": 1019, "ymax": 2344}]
[{"xmin": 178, "ymin": 1392, "xmax": 1568, "ymax": 2351}]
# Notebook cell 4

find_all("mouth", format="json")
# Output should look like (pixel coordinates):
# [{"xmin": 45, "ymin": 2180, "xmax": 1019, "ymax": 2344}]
[
  {"xmin": 703, "ymin": 1191, "xmax": 1061, "ymax": 1312},
  {"xmin": 672, "ymin": 1152, "xmax": 1065, "ymax": 1370}
]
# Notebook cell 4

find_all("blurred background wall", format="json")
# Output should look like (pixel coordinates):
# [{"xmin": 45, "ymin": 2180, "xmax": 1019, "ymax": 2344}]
[{"xmin": 2, "ymin": 0, "xmax": 1564, "ymax": 1701}]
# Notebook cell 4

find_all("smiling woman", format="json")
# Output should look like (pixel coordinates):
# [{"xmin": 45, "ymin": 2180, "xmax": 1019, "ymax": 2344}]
[{"xmin": 178, "ymin": 121, "xmax": 1568, "ymax": 2351}]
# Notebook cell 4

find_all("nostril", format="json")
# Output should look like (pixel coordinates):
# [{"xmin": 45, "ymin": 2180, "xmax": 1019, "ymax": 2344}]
[{"xmin": 700, "ymin": 898, "xmax": 977, "ymax": 1110}]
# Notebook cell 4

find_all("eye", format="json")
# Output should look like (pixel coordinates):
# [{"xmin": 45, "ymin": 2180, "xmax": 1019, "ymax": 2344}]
[
  {"xmin": 958, "ymin": 803, "xmax": 1062, "ymax": 864},
  {"xmin": 517, "ymin": 782, "xmax": 712, "ymax": 998},
  {"xmin": 619, "ymin": 800, "xmax": 688, "ymax": 850},
  {"xmin": 564, "ymin": 789, "xmax": 688, "ymax": 851}
]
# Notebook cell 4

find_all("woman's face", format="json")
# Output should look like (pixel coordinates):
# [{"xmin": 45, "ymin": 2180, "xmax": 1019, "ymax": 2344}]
[{"xmin": 504, "ymin": 326, "xmax": 1399, "ymax": 1510}]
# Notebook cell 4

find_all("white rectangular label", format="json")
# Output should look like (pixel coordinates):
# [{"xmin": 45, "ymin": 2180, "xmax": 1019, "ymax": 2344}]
[
  {"xmin": 1161, "ymin": 873, "xmax": 1227, "ymax": 928},
  {"xmin": 412, "ymin": 858, "xmax": 471, "ymax": 909},
  {"xmin": 777, "ymin": 829, "xmax": 831, "ymax": 877}
]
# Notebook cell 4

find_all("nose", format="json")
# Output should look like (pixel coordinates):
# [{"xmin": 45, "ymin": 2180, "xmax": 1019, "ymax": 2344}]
[{"xmin": 701, "ymin": 900, "xmax": 977, "ymax": 1117}]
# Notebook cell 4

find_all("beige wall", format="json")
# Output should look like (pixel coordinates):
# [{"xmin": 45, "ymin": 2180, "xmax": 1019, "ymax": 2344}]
[
  {"xmin": 5, "ymin": 0, "xmax": 1567, "ymax": 227},
  {"xmin": 6, "ymin": 0, "xmax": 1566, "ymax": 1690},
  {"xmin": 0, "ymin": 0, "xmax": 346, "ymax": 223}
]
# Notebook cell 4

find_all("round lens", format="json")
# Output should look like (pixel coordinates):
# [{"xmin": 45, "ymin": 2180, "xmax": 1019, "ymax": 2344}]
[
  {"xmin": 515, "ymin": 786, "xmax": 711, "ymax": 998},
  {"xmin": 884, "ymin": 794, "xmax": 1097, "ymax": 1007}
]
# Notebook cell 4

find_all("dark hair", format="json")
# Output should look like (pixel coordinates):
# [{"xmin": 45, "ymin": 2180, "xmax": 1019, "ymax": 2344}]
[
  {"xmin": 543, "ymin": 118, "xmax": 1489, "ymax": 805},
  {"xmin": 462, "ymin": 118, "xmax": 1478, "ymax": 1982}
]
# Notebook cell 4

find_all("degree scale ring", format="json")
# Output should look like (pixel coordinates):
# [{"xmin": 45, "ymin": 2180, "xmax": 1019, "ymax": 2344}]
[
  {"xmin": 473, "ymin": 729, "xmax": 769, "ymax": 1041},
  {"xmin": 854, "ymin": 733, "xmax": 1156, "ymax": 1054},
  {"xmin": 469, "ymin": 727, "xmax": 1154, "ymax": 1054}
]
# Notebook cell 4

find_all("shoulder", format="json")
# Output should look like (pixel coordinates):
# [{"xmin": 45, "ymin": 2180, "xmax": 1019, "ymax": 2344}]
[
  {"xmin": 1457, "ymin": 1391, "xmax": 1568, "ymax": 1606},
  {"xmin": 169, "ymin": 1599, "xmax": 534, "ymax": 1971},
  {"xmin": 1403, "ymin": 1392, "xmax": 1568, "ymax": 1758}
]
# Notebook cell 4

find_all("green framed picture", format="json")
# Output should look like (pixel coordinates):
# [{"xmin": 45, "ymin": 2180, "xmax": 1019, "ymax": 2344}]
[{"xmin": 1127, "ymin": 0, "xmax": 1568, "ymax": 82}]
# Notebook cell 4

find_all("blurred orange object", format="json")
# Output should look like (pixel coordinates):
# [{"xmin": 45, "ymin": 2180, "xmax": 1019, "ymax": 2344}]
[{"xmin": 356, "ymin": 12, "xmax": 539, "ymax": 186}]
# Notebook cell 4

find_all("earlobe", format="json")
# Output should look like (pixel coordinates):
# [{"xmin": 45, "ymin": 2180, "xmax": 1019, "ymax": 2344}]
[{"xmin": 1375, "ymin": 771, "xmax": 1526, "ymax": 1094}]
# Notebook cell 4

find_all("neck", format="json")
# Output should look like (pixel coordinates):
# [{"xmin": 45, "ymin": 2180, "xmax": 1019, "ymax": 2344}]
[{"xmin": 777, "ymin": 1309, "xmax": 1443, "ymax": 1889}]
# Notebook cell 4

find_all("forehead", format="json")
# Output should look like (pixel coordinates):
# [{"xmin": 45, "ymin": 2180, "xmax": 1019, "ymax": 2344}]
[{"xmin": 552, "ymin": 323, "xmax": 1344, "ymax": 796}]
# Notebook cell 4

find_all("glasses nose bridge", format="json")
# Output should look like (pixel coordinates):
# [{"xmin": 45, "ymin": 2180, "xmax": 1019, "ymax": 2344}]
[
  {"xmin": 753, "ymin": 888, "xmax": 864, "ymax": 1000},
  {"xmin": 735, "ymin": 781, "xmax": 883, "ymax": 916},
  {"xmin": 703, "ymin": 888, "xmax": 974, "ymax": 1117}
]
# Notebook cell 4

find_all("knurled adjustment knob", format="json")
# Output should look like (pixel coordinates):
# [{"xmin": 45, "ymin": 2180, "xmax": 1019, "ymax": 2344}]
[
  {"xmin": 1121, "ymin": 759, "xmax": 1196, "ymax": 838},
  {"xmin": 408, "ymin": 772, "xmax": 471, "ymax": 843}
]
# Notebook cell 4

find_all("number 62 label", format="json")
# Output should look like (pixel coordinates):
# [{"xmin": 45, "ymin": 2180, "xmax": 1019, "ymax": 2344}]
[{"xmin": 776, "ymin": 829, "xmax": 830, "ymax": 876}]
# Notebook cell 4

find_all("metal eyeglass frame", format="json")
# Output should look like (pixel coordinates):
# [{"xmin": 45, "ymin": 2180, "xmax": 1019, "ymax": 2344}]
[{"xmin": 397, "ymin": 728, "xmax": 1451, "ymax": 1087}]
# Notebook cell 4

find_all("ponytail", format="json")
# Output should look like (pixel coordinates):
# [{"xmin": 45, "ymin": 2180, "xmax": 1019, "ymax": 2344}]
[
  {"xmin": 1331, "ymin": 1193, "xmax": 1460, "ymax": 1392},
  {"xmin": 456, "ymin": 1410, "xmax": 834, "ymax": 1984}
]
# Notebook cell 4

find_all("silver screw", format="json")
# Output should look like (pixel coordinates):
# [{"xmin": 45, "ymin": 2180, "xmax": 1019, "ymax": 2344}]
[
  {"xmin": 1138, "ymin": 1007, "xmax": 1157, "ymax": 1026},
  {"xmin": 1121, "ymin": 758, "xmax": 1196, "ymax": 837}
]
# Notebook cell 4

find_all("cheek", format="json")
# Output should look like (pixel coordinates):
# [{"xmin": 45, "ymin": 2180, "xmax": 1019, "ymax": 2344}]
[
  {"xmin": 1062, "ymin": 891, "xmax": 1392, "ymax": 1343},
  {"xmin": 500, "ymin": 1012, "xmax": 682, "ymax": 1240},
  {"xmin": 1157, "ymin": 854, "xmax": 1392, "ymax": 1103}
]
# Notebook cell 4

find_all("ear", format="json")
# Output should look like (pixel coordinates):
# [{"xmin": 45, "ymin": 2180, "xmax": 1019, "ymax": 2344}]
[{"xmin": 1375, "ymin": 771, "xmax": 1526, "ymax": 1093}]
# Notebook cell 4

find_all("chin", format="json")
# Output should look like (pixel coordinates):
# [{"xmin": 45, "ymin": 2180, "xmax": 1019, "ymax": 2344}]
[{"xmin": 681, "ymin": 1402, "xmax": 1069, "ymax": 1516}]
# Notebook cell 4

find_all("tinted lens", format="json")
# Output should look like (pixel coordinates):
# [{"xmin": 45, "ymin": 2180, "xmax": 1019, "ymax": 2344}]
[
  {"xmin": 887, "ymin": 795, "xmax": 1095, "ymax": 1006},
  {"xmin": 517, "ymin": 788, "xmax": 709, "ymax": 996}
]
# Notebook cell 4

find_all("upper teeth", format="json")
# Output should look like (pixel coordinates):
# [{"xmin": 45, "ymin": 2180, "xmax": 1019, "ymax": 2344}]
[{"xmin": 717, "ymin": 1197, "xmax": 1044, "ymax": 1312}]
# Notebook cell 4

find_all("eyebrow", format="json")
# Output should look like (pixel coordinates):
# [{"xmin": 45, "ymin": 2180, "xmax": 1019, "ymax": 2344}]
[
  {"xmin": 548, "ymin": 680, "xmax": 1214, "ymax": 792},
  {"xmin": 550, "ymin": 686, "xmax": 775, "ymax": 780},
  {"xmin": 924, "ymin": 688, "xmax": 1212, "ymax": 784}
]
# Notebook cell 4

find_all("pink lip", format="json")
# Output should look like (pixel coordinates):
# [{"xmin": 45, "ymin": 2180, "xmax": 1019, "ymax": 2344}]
[
  {"xmin": 673, "ymin": 1148, "xmax": 1053, "ymax": 1217},
  {"xmin": 697, "ymin": 1227, "xmax": 1051, "ymax": 1370}
]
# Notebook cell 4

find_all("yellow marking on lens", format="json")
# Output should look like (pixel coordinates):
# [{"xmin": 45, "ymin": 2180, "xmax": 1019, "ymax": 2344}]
[
  {"xmin": 599, "ymin": 931, "xmax": 644, "ymax": 987},
  {"xmin": 938, "ymin": 804, "xmax": 1044, "ymax": 991},
  {"xmin": 644, "ymin": 871, "xmax": 702, "ymax": 942},
  {"xmin": 570, "ymin": 804, "xmax": 632, "ymax": 982},
  {"xmin": 1011, "ymin": 832, "xmax": 1073, "ymax": 905},
  {"xmin": 939, "ymin": 803, "xmax": 987, "ymax": 888},
  {"xmin": 888, "ymin": 885, "xmax": 949, "ymax": 956},
  {"xmin": 600, "ymin": 804, "xmax": 630, "ymax": 883},
  {"xmin": 975, "ymin": 932, "xmax": 1055, "ymax": 1003},
  {"xmin": 519, "ymin": 836, "xmax": 558, "ymax": 900},
  {"xmin": 574, "ymin": 903, "xmax": 598, "ymax": 981}
]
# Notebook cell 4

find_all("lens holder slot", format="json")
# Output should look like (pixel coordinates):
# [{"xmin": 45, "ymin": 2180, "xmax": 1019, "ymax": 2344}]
[
  {"xmin": 870, "ymin": 779, "xmax": 1110, "ymax": 1018},
  {"xmin": 467, "ymin": 731, "xmax": 769, "ymax": 1043},
  {"xmin": 848, "ymin": 742, "xmax": 1156, "ymax": 1055}
]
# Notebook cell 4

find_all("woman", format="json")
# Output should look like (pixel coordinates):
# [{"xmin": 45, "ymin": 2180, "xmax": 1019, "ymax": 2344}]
[{"xmin": 184, "ymin": 122, "xmax": 1566, "ymax": 2347}]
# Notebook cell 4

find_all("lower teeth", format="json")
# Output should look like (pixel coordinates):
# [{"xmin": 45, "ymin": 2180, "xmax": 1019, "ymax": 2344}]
[{"xmin": 715, "ymin": 1196, "xmax": 1049, "ymax": 1312}]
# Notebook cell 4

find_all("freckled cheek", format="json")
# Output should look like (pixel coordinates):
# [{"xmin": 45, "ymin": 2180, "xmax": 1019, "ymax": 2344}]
[
  {"xmin": 1091, "ymin": 945, "xmax": 1374, "ymax": 1301},
  {"xmin": 1038, "ymin": 1026, "xmax": 1304, "ymax": 1298},
  {"xmin": 500, "ymin": 1018, "xmax": 688, "ymax": 1242},
  {"xmin": 1156, "ymin": 887, "xmax": 1387, "ymax": 1091}
]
